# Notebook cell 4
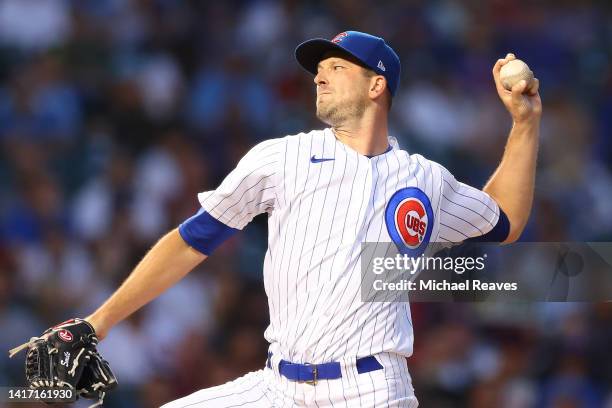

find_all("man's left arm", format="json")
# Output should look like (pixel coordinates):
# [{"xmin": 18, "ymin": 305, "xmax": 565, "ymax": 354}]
[{"xmin": 482, "ymin": 53, "xmax": 542, "ymax": 243}]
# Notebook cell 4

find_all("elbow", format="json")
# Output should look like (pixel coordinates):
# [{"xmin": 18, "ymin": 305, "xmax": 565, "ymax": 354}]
[
  {"xmin": 502, "ymin": 216, "xmax": 528, "ymax": 244},
  {"xmin": 503, "ymin": 230, "xmax": 521, "ymax": 244},
  {"xmin": 487, "ymin": 196, "xmax": 532, "ymax": 244}
]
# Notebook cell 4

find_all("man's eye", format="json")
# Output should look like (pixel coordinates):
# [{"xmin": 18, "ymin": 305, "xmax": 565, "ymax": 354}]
[{"xmin": 334, "ymin": 65, "xmax": 344, "ymax": 70}]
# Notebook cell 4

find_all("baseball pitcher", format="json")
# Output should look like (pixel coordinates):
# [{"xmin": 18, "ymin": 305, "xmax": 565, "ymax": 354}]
[{"xmin": 11, "ymin": 31, "xmax": 541, "ymax": 407}]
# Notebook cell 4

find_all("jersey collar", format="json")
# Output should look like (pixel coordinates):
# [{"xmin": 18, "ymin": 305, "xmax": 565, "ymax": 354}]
[{"xmin": 326, "ymin": 128, "xmax": 398, "ymax": 159}]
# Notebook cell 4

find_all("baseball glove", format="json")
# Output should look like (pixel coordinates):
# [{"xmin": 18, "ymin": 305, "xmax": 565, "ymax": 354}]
[{"xmin": 8, "ymin": 318, "xmax": 117, "ymax": 407}]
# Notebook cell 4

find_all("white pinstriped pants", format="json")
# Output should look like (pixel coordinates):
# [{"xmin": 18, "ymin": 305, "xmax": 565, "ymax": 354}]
[{"xmin": 160, "ymin": 352, "xmax": 418, "ymax": 407}]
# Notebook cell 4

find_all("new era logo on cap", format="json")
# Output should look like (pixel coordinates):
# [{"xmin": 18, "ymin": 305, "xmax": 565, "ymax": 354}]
[{"xmin": 295, "ymin": 30, "xmax": 401, "ymax": 97}]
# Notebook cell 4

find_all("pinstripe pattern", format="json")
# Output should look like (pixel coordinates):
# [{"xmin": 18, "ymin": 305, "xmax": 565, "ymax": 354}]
[
  {"xmin": 162, "ymin": 353, "xmax": 418, "ymax": 407},
  {"xmin": 160, "ymin": 371, "xmax": 272, "ymax": 408},
  {"xmin": 175, "ymin": 128, "xmax": 501, "ymax": 406}
]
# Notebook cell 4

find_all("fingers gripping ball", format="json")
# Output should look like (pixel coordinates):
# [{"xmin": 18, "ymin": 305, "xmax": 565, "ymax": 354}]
[
  {"xmin": 9, "ymin": 318, "xmax": 117, "ymax": 407},
  {"xmin": 500, "ymin": 59, "xmax": 534, "ymax": 91}
]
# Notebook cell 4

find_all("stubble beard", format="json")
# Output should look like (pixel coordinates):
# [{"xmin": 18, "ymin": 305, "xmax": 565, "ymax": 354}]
[{"xmin": 316, "ymin": 94, "xmax": 368, "ymax": 127}]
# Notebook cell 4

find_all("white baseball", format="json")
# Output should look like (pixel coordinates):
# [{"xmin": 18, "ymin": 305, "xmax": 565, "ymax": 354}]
[{"xmin": 500, "ymin": 59, "xmax": 534, "ymax": 91}]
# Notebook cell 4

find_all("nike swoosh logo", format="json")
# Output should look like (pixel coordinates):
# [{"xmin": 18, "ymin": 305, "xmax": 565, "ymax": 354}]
[{"xmin": 310, "ymin": 155, "xmax": 335, "ymax": 163}]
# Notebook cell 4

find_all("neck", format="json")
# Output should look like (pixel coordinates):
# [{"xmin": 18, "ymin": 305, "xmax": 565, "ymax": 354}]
[{"xmin": 331, "ymin": 109, "xmax": 389, "ymax": 156}]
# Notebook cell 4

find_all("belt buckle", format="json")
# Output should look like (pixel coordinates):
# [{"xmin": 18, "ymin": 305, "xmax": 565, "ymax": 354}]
[{"xmin": 304, "ymin": 364, "xmax": 318, "ymax": 386}]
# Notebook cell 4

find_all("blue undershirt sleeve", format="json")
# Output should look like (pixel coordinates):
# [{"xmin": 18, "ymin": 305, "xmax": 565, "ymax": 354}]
[
  {"xmin": 466, "ymin": 208, "xmax": 511, "ymax": 243},
  {"xmin": 178, "ymin": 208, "xmax": 239, "ymax": 255}
]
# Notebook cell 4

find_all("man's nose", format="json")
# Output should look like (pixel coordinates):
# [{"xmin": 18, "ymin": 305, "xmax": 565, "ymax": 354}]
[{"xmin": 314, "ymin": 71, "xmax": 328, "ymax": 86}]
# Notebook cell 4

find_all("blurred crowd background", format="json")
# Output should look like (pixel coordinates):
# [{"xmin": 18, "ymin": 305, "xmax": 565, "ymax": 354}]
[{"xmin": 1, "ymin": 0, "xmax": 611, "ymax": 407}]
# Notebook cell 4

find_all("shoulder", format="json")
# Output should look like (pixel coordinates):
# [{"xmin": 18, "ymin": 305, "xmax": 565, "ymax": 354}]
[
  {"xmin": 392, "ymin": 148, "xmax": 442, "ymax": 172},
  {"xmin": 283, "ymin": 128, "xmax": 328, "ymax": 146},
  {"xmin": 239, "ymin": 129, "xmax": 328, "ymax": 168},
  {"xmin": 390, "ymin": 149, "xmax": 449, "ymax": 186},
  {"xmin": 409, "ymin": 153, "xmax": 442, "ymax": 171},
  {"xmin": 259, "ymin": 129, "xmax": 332, "ymax": 159},
  {"xmin": 248, "ymin": 137, "xmax": 286, "ymax": 154},
  {"xmin": 387, "ymin": 137, "xmax": 436, "ymax": 168},
  {"xmin": 253, "ymin": 129, "xmax": 325, "ymax": 151}
]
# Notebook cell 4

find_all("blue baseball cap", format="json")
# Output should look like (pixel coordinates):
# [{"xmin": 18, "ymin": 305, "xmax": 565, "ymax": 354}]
[{"xmin": 295, "ymin": 31, "xmax": 401, "ymax": 97}]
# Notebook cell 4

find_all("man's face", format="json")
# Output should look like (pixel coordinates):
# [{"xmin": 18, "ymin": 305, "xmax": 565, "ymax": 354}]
[{"xmin": 314, "ymin": 53, "xmax": 372, "ymax": 126}]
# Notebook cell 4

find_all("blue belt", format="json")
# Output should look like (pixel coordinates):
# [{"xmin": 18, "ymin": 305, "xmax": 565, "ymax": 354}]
[{"xmin": 267, "ymin": 353, "xmax": 383, "ymax": 385}]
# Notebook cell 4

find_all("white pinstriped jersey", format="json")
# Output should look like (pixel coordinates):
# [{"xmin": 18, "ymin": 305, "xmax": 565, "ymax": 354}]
[{"xmin": 198, "ymin": 128, "xmax": 500, "ymax": 363}]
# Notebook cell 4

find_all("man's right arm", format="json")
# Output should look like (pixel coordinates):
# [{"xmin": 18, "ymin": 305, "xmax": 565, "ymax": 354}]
[
  {"xmin": 85, "ymin": 137, "xmax": 282, "ymax": 340},
  {"xmin": 86, "ymin": 228, "xmax": 206, "ymax": 340}
]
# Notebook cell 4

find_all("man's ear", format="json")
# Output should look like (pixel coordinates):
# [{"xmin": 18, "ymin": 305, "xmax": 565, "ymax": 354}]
[{"xmin": 369, "ymin": 76, "xmax": 387, "ymax": 99}]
